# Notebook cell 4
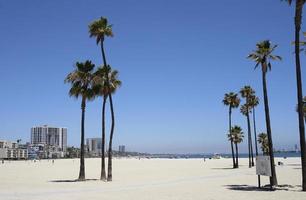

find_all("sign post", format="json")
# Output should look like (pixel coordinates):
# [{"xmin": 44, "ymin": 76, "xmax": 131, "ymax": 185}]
[{"xmin": 256, "ymin": 156, "xmax": 272, "ymax": 189}]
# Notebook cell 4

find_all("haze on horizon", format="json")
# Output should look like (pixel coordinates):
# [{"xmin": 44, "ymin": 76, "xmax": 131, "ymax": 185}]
[{"xmin": 0, "ymin": 0, "xmax": 305, "ymax": 154}]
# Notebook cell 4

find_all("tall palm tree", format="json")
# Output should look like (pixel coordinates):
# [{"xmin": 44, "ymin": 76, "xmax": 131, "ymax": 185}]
[
  {"xmin": 223, "ymin": 92, "xmax": 240, "ymax": 168},
  {"xmin": 258, "ymin": 133, "xmax": 269, "ymax": 155},
  {"xmin": 93, "ymin": 66, "xmax": 109, "ymax": 180},
  {"xmin": 249, "ymin": 94, "xmax": 261, "ymax": 186},
  {"xmin": 105, "ymin": 66, "xmax": 121, "ymax": 181},
  {"xmin": 93, "ymin": 65, "xmax": 121, "ymax": 181},
  {"xmin": 229, "ymin": 125, "xmax": 244, "ymax": 168},
  {"xmin": 286, "ymin": 0, "xmax": 306, "ymax": 191},
  {"xmin": 249, "ymin": 95, "xmax": 260, "ymax": 157},
  {"xmin": 240, "ymin": 86, "xmax": 255, "ymax": 167},
  {"xmin": 89, "ymin": 17, "xmax": 114, "ymax": 181},
  {"xmin": 240, "ymin": 103, "xmax": 253, "ymax": 168},
  {"xmin": 247, "ymin": 40, "xmax": 281, "ymax": 186},
  {"xmin": 65, "ymin": 60, "xmax": 95, "ymax": 181}
]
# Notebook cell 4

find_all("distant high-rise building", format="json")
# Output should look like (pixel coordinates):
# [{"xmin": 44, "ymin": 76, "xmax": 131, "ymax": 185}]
[
  {"xmin": 295, "ymin": 144, "xmax": 299, "ymax": 152},
  {"xmin": 86, "ymin": 138, "xmax": 102, "ymax": 154},
  {"xmin": 31, "ymin": 125, "xmax": 67, "ymax": 151},
  {"xmin": 119, "ymin": 145, "xmax": 126, "ymax": 153}
]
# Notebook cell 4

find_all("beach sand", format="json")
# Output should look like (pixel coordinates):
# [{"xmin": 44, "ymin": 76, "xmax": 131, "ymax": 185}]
[{"xmin": 0, "ymin": 157, "xmax": 304, "ymax": 200}]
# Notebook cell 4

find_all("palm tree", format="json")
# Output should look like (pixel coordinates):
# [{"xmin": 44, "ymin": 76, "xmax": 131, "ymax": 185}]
[
  {"xmin": 286, "ymin": 0, "xmax": 306, "ymax": 191},
  {"xmin": 249, "ymin": 95, "xmax": 260, "ymax": 157},
  {"xmin": 240, "ymin": 86, "xmax": 255, "ymax": 167},
  {"xmin": 229, "ymin": 126, "xmax": 244, "ymax": 168},
  {"xmin": 258, "ymin": 133, "xmax": 269, "ymax": 155},
  {"xmin": 249, "ymin": 94, "xmax": 261, "ymax": 185},
  {"xmin": 240, "ymin": 103, "xmax": 253, "ymax": 168},
  {"xmin": 93, "ymin": 66, "xmax": 108, "ymax": 180},
  {"xmin": 247, "ymin": 40, "xmax": 281, "ymax": 186},
  {"xmin": 65, "ymin": 60, "xmax": 95, "ymax": 181},
  {"xmin": 223, "ymin": 92, "xmax": 240, "ymax": 168},
  {"xmin": 93, "ymin": 65, "xmax": 121, "ymax": 181},
  {"xmin": 105, "ymin": 66, "xmax": 121, "ymax": 181},
  {"xmin": 89, "ymin": 17, "xmax": 114, "ymax": 181},
  {"xmin": 89, "ymin": 17, "xmax": 113, "ymax": 68}
]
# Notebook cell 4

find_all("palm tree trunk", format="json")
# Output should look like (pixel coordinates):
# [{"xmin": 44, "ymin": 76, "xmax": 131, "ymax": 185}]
[
  {"xmin": 250, "ymin": 129, "xmax": 255, "ymax": 167},
  {"xmin": 235, "ymin": 143, "xmax": 239, "ymax": 168},
  {"xmin": 229, "ymin": 107, "xmax": 236, "ymax": 168},
  {"xmin": 246, "ymin": 112, "xmax": 252, "ymax": 168},
  {"xmin": 100, "ymin": 38, "xmax": 107, "ymax": 67},
  {"xmin": 294, "ymin": 0, "xmax": 306, "ymax": 191},
  {"xmin": 100, "ymin": 95, "xmax": 107, "ymax": 180},
  {"xmin": 253, "ymin": 107, "xmax": 259, "ymax": 156},
  {"xmin": 253, "ymin": 107, "xmax": 261, "ymax": 187},
  {"xmin": 107, "ymin": 93, "xmax": 115, "ymax": 181},
  {"xmin": 262, "ymin": 69, "xmax": 277, "ymax": 186},
  {"xmin": 78, "ymin": 97, "xmax": 86, "ymax": 181}
]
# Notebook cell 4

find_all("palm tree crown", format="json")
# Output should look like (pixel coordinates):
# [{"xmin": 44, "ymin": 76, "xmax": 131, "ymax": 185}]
[
  {"xmin": 249, "ymin": 95, "xmax": 259, "ymax": 108},
  {"xmin": 223, "ymin": 92, "xmax": 240, "ymax": 108},
  {"xmin": 94, "ymin": 65, "xmax": 121, "ymax": 96},
  {"xmin": 230, "ymin": 126, "xmax": 244, "ymax": 144},
  {"xmin": 89, "ymin": 17, "xmax": 113, "ymax": 44},
  {"xmin": 240, "ymin": 86, "xmax": 255, "ymax": 101},
  {"xmin": 258, "ymin": 133, "xmax": 269, "ymax": 155},
  {"xmin": 240, "ymin": 104, "xmax": 251, "ymax": 116},
  {"xmin": 247, "ymin": 40, "xmax": 282, "ymax": 72},
  {"xmin": 65, "ymin": 60, "xmax": 95, "ymax": 99}
]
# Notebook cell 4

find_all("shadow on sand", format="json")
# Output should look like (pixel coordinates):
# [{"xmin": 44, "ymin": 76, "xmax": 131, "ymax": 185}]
[
  {"xmin": 211, "ymin": 167, "xmax": 235, "ymax": 170},
  {"xmin": 224, "ymin": 184, "xmax": 297, "ymax": 192},
  {"xmin": 50, "ymin": 179, "xmax": 98, "ymax": 183}
]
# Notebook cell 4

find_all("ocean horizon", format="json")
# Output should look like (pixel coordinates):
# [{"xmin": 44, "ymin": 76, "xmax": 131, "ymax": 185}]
[{"xmin": 150, "ymin": 152, "xmax": 301, "ymax": 159}]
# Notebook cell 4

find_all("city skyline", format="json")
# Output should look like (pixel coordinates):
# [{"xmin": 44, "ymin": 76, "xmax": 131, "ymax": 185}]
[{"xmin": 0, "ymin": 0, "xmax": 305, "ymax": 154}]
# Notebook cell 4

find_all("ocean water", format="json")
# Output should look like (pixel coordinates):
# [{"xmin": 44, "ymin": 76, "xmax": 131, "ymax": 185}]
[
  {"xmin": 195, "ymin": 152, "xmax": 301, "ymax": 158},
  {"xmin": 154, "ymin": 152, "xmax": 301, "ymax": 159},
  {"xmin": 217, "ymin": 152, "xmax": 300, "ymax": 158}
]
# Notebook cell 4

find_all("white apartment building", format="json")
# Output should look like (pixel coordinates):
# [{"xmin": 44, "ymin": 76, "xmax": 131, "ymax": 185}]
[
  {"xmin": 0, "ymin": 140, "xmax": 28, "ymax": 159},
  {"xmin": 31, "ymin": 125, "xmax": 67, "ymax": 151}
]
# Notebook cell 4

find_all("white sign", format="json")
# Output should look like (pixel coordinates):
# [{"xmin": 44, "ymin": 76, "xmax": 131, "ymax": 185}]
[{"xmin": 256, "ymin": 156, "xmax": 271, "ymax": 177}]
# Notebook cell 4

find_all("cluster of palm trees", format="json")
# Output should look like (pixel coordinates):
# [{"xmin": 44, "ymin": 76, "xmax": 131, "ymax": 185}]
[
  {"xmin": 223, "ymin": 39, "xmax": 281, "ymax": 187},
  {"xmin": 65, "ymin": 17, "xmax": 121, "ymax": 181},
  {"xmin": 223, "ymin": 0, "xmax": 306, "ymax": 190},
  {"xmin": 223, "ymin": 86, "xmax": 261, "ymax": 169}
]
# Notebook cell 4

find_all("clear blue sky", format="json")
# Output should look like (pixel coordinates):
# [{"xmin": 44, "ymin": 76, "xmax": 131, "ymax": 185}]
[{"xmin": 0, "ymin": 0, "xmax": 305, "ymax": 154}]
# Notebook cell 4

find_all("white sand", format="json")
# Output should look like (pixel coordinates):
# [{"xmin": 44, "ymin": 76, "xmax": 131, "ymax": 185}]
[{"xmin": 0, "ymin": 157, "xmax": 304, "ymax": 200}]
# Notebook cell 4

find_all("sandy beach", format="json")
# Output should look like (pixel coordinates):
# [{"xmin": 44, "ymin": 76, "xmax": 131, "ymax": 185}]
[{"xmin": 0, "ymin": 157, "xmax": 304, "ymax": 200}]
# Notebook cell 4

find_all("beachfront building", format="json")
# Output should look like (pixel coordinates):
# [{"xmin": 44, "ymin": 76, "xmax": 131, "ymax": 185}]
[
  {"xmin": 31, "ymin": 125, "xmax": 67, "ymax": 151},
  {"xmin": 0, "ymin": 140, "xmax": 28, "ymax": 159},
  {"xmin": 119, "ymin": 145, "xmax": 126, "ymax": 153},
  {"xmin": 86, "ymin": 138, "xmax": 102, "ymax": 157},
  {"xmin": 30, "ymin": 125, "xmax": 67, "ymax": 158}
]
